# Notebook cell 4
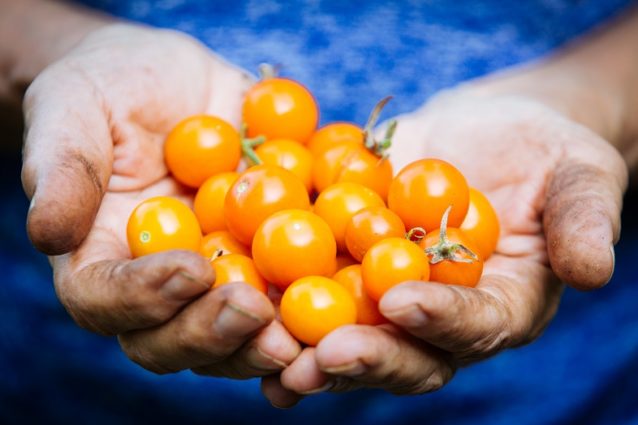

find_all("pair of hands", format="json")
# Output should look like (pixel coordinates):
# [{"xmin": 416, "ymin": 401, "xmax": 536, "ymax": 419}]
[{"xmin": 22, "ymin": 24, "xmax": 627, "ymax": 407}]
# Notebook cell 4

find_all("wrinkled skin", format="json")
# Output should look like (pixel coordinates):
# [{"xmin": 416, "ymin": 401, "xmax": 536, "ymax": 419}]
[{"xmin": 262, "ymin": 91, "xmax": 627, "ymax": 406}]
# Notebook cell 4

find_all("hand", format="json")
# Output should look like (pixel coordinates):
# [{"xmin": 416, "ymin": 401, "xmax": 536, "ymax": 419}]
[
  {"xmin": 22, "ymin": 24, "xmax": 301, "ymax": 378},
  {"xmin": 262, "ymin": 88, "xmax": 628, "ymax": 407}
]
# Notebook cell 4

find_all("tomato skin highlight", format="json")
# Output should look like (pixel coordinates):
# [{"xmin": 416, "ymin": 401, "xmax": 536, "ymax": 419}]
[
  {"xmin": 421, "ymin": 228, "xmax": 483, "ymax": 287},
  {"xmin": 243, "ymin": 78, "xmax": 319, "ymax": 143},
  {"xmin": 211, "ymin": 254, "xmax": 268, "ymax": 294},
  {"xmin": 127, "ymin": 196, "xmax": 202, "ymax": 258},
  {"xmin": 345, "ymin": 206, "xmax": 406, "ymax": 262},
  {"xmin": 333, "ymin": 264, "xmax": 385, "ymax": 326},
  {"xmin": 307, "ymin": 122, "xmax": 363, "ymax": 156},
  {"xmin": 254, "ymin": 139, "xmax": 314, "ymax": 192},
  {"xmin": 224, "ymin": 164, "xmax": 310, "ymax": 245},
  {"xmin": 252, "ymin": 209, "xmax": 337, "ymax": 289},
  {"xmin": 164, "ymin": 115, "xmax": 241, "ymax": 188},
  {"xmin": 313, "ymin": 182, "xmax": 385, "ymax": 253},
  {"xmin": 199, "ymin": 230, "xmax": 250, "ymax": 259},
  {"xmin": 194, "ymin": 172, "xmax": 239, "ymax": 234},
  {"xmin": 280, "ymin": 276, "xmax": 357, "ymax": 346},
  {"xmin": 388, "ymin": 158, "xmax": 470, "ymax": 232},
  {"xmin": 460, "ymin": 188, "xmax": 500, "ymax": 260},
  {"xmin": 362, "ymin": 237, "xmax": 430, "ymax": 302}
]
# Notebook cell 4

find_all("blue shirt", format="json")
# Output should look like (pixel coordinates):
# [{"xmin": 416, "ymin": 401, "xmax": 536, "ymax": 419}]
[{"xmin": 2, "ymin": 1, "xmax": 637, "ymax": 424}]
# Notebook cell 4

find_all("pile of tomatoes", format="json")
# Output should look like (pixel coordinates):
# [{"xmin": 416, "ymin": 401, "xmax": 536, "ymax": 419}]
[{"xmin": 127, "ymin": 71, "xmax": 500, "ymax": 346}]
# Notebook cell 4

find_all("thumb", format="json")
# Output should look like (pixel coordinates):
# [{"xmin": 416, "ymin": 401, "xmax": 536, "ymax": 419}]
[
  {"xmin": 21, "ymin": 65, "xmax": 112, "ymax": 255},
  {"xmin": 544, "ymin": 159, "xmax": 627, "ymax": 290}
]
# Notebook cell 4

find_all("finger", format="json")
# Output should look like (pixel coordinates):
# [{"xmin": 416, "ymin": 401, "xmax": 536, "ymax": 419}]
[
  {"xmin": 118, "ymin": 282, "xmax": 274, "ymax": 374},
  {"xmin": 261, "ymin": 375, "xmax": 304, "ymax": 409},
  {"xmin": 380, "ymin": 269, "xmax": 562, "ymax": 362},
  {"xmin": 192, "ymin": 320, "xmax": 301, "ymax": 379},
  {"xmin": 54, "ymin": 249, "xmax": 214, "ymax": 335},
  {"xmin": 544, "ymin": 160, "xmax": 626, "ymax": 290},
  {"xmin": 280, "ymin": 348, "xmax": 334, "ymax": 395},
  {"xmin": 22, "ymin": 66, "xmax": 112, "ymax": 255}
]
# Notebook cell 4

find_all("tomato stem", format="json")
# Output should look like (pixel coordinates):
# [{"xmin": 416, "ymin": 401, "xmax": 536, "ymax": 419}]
[
  {"xmin": 362, "ymin": 96, "xmax": 396, "ymax": 159},
  {"xmin": 240, "ymin": 123, "xmax": 265, "ymax": 165},
  {"xmin": 258, "ymin": 63, "xmax": 280, "ymax": 80},
  {"xmin": 425, "ymin": 206, "xmax": 478, "ymax": 264}
]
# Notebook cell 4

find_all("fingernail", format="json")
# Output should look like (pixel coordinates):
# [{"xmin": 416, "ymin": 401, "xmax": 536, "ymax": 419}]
[
  {"xmin": 214, "ymin": 302, "xmax": 266, "ymax": 338},
  {"xmin": 160, "ymin": 271, "xmax": 211, "ymax": 301},
  {"xmin": 322, "ymin": 361, "xmax": 366, "ymax": 377},
  {"xmin": 299, "ymin": 381, "xmax": 334, "ymax": 395},
  {"xmin": 252, "ymin": 347, "xmax": 289, "ymax": 370},
  {"xmin": 270, "ymin": 400, "xmax": 296, "ymax": 410},
  {"xmin": 604, "ymin": 245, "xmax": 616, "ymax": 286},
  {"xmin": 383, "ymin": 304, "xmax": 428, "ymax": 327}
]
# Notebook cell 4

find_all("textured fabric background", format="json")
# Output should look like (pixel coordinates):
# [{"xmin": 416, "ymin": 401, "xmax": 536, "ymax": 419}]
[{"xmin": 1, "ymin": 1, "xmax": 637, "ymax": 424}]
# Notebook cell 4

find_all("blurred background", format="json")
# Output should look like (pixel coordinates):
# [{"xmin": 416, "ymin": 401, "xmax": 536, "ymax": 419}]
[{"xmin": 1, "ymin": 1, "xmax": 637, "ymax": 423}]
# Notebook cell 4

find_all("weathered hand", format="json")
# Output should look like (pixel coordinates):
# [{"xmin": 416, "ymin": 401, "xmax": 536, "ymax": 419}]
[
  {"xmin": 22, "ymin": 24, "xmax": 301, "ymax": 378},
  {"xmin": 262, "ymin": 88, "xmax": 627, "ymax": 407}
]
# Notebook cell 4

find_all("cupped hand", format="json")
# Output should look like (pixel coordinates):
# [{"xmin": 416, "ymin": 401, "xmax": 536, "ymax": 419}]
[
  {"xmin": 262, "ymin": 88, "xmax": 628, "ymax": 407},
  {"xmin": 21, "ymin": 24, "xmax": 301, "ymax": 377}
]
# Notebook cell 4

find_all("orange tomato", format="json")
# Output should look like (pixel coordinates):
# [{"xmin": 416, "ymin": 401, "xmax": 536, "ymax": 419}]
[
  {"xmin": 335, "ymin": 254, "xmax": 358, "ymax": 272},
  {"xmin": 421, "ymin": 227, "xmax": 483, "ymax": 287},
  {"xmin": 254, "ymin": 139, "xmax": 314, "ymax": 191},
  {"xmin": 224, "ymin": 164, "xmax": 310, "ymax": 245},
  {"xmin": 388, "ymin": 158, "xmax": 469, "ymax": 232},
  {"xmin": 193, "ymin": 172, "xmax": 239, "ymax": 234},
  {"xmin": 210, "ymin": 254, "xmax": 267, "ymax": 294},
  {"xmin": 164, "ymin": 115, "xmax": 241, "ymax": 188},
  {"xmin": 242, "ymin": 78, "xmax": 319, "ymax": 143},
  {"xmin": 280, "ymin": 275, "xmax": 357, "ymax": 346},
  {"xmin": 127, "ymin": 196, "xmax": 202, "ymax": 258},
  {"xmin": 307, "ymin": 122, "xmax": 363, "ymax": 156},
  {"xmin": 252, "ymin": 209, "xmax": 336, "ymax": 289},
  {"xmin": 312, "ymin": 144, "xmax": 393, "ymax": 199},
  {"xmin": 345, "ymin": 206, "xmax": 406, "ymax": 262},
  {"xmin": 333, "ymin": 265, "xmax": 385, "ymax": 326},
  {"xmin": 199, "ymin": 230, "xmax": 250, "ymax": 259},
  {"xmin": 361, "ymin": 237, "xmax": 430, "ymax": 302},
  {"xmin": 313, "ymin": 182, "xmax": 385, "ymax": 252},
  {"xmin": 460, "ymin": 188, "xmax": 500, "ymax": 260}
]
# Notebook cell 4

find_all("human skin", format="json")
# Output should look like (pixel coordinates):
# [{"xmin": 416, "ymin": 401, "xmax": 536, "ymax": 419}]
[{"xmin": 2, "ymin": 0, "xmax": 636, "ymax": 407}]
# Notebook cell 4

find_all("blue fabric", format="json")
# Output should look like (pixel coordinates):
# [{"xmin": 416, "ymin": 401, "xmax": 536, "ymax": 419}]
[{"xmin": 2, "ymin": 0, "xmax": 638, "ymax": 423}]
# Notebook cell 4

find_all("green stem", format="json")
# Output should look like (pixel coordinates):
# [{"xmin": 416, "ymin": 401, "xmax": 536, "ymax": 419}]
[{"xmin": 425, "ymin": 206, "xmax": 478, "ymax": 264}]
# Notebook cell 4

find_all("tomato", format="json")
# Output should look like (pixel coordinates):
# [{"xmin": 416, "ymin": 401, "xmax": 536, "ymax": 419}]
[
  {"xmin": 252, "ymin": 209, "xmax": 336, "ymax": 288},
  {"xmin": 460, "ymin": 188, "xmax": 500, "ymax": 260},
  {"xmin": 313, "ymin": 182, "xmax": 385, "ymax": 252},
  {"xmin": 335, "ymin": 254, "xmax": 358, "ymax": 272},
  {"xmin": 127, "ymin": 196, "xmax": 202, "ymax": 258},
  {"xmin": 199, "ymin": 230, "xmax": 250, "ymax": 259},
  {"xmin": 254, "ymin": 139, "xmax": 314, "ymax": 192},
  {"xmin": 307, "ymin": 122, "xmax": 363, "ymax": 156},
  {"xmin": 388, "ymin": 158, "xmax": 469, "ymax": 232},
  {"xmin": 421, "ymin": 227, "xmax": 483, "ymax": 287},
  {"xmin": 193, "ymin": 172, "xmax": 239, "ymax": 234},
  {"xmin": 333, "ymin": 265, "xmax": 385, "ymax": 326},
  {"xmin": 164, "ymin": 115, "xmax": 241, "ymax": 188},
  {"xmin": 345, "ymin": 206, "xmax": 406, "ymax": 262},
  {"xmin": 312, "ymin": 144, "xmax": 393, "ymax": 200},
  {"xmin": 242, "ymin": 77, "xmax": 319, "ymax": 143},
  {"xmin": 280, "ymin": 276, "xmax": 357, "ymax": 346},
  {"xmin": 361, "ymin": 237, "xmax": 430, "ymax": 302},
  {"xmin": 210, "ymin": 254, "xmax": 267, "ymax": 294},
  {"xmin": 224, "ymin": 164, "xmax": 310, "ymax": 245}
]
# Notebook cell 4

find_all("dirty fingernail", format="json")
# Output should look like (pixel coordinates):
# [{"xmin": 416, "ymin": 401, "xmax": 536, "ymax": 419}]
[
  {"xmin": 160, "ymin": 271, "xmax": 211, "ymax": 301},
  {"xmin": 214, "ymin": 302, "xmax": 266, "ymax": 338}
]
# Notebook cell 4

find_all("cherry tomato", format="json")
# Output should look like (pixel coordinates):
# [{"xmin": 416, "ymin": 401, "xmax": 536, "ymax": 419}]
[
  {"xmin": 243, "ymin": 78, "xmax": 319, "ymax": 143},
  {"xmin": 193, "ymin": 172, "xmax": 239, "ymax": 234},
  {"xmin": 307, "ymin": 122, "xmax": 363, "ymax": 156},
  {"xmin": 312, "ymin": 144, "xmax": 393, "ymax": 200},
  {"xmin": 333, "ymin": 264, "xmax": 385, "ymax": 326},
  {"xmin": 280, "ymin": 275, "xmax": 357, "ymax": 346},
  {"xmin": 361, "ymin": 237, "xmax": 430, "ymax": 302},
  {"xmin": 335, "ymin": 254, "xmax": 358, "ymax": 272},
  {"xmin": 421, "ymin": 227, "xmax": 483, "ymax": 287},
  {"xmin": 388, "ymin": 158, "xmax": 469, "ymax": 232},
  {"xmin": 345, "ymin": 206, "xmax": 406, "ymax": 262},
  {"xmin": 254, "ymin": 139, "xmax": 314, "ymax": 192},
  {"xmin": 127, "ymin": 196, "xmax": 202, "ymax": 258},
  {"xmin": 460, "ymin": 188, "xmax": 500, "ymax": 260},
  {"xmin": 164, "ymin": 115, "xmax": 241, "ymax": 188},
  {"xmin": 313, "ymin": 182, "xmax": 385, "ymax": 252},
  {"xmin": 199, "ymin": 230, "xmax": 250, "ymax": 259},
  {"xmin": 224, "ymin": 164, "xmax": 310, "ymax": 245},
  {"xmin": 210, "ymin": 254, "xmax": 267, "ymax": 294},
  {"xmin": 252, "ymin": 209, "xmax": 336, "ymax": 289}
]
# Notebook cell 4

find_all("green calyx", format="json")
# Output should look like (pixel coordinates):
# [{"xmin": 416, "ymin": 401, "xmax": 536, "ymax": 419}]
[
  {"xmin": 425, "ymin": 206, "xmax": 478, "ymax": 264},
  {"xmin": 240, "ymin": 123, "xmax": 265, "ymax": 166},
  {"xmin": 363, "ymin": 96, "xmax": 397, "ymax": 159}
]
